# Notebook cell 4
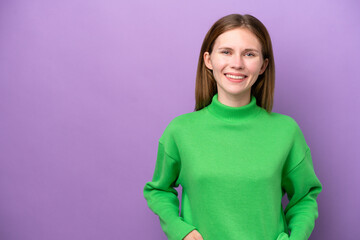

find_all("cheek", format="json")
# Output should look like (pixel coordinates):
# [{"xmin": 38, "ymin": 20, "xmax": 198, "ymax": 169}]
[
  {"xmin": 247, "ymin": 60, "xmax": 263, "ymax": 73},
  {"xmin": 212, "ymin": 58, "xmax": 227, "ymax": 73}
]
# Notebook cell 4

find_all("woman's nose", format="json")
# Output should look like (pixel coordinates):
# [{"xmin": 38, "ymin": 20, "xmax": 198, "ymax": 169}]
[{"xmin": 231, "ymin": 55, "xmax": 244, "ymax": 69}]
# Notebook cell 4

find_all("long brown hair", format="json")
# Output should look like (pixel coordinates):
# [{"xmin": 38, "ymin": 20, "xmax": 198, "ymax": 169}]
[{"xmin": 194, "ymin": 14, "xmax": 275, "ymax": 113}]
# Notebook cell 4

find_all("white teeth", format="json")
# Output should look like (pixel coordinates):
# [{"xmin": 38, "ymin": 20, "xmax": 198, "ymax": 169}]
[{"xmin": 226, "ymin": 74, "xmax": 246, "ymax": 79}]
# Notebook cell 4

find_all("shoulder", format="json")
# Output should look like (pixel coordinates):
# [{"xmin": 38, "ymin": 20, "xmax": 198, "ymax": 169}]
[
  {"xmin": 163, "ymin": 108, "xmax": 206, "ymax": 132},
  {"xmin": 262, "ymin": 110, "xmax": 302, "ymax": 131},
  {"xmin": 258, "ymin": 109, "xmax": 307, "ymax": 142},
  {"xmin": 159, "ymin": 108, "xmax": 207, "ymax": 142},
  {"xmin": 268, "ymin": 111, "xmax": 309, "ymax": 149},
  {"xmin": 158, "ymin": 109, "xmax": 206, "ymax": 160},
  {"xmin": 267, "ymin": 111, "xmax": 298, "ymax": 125}
]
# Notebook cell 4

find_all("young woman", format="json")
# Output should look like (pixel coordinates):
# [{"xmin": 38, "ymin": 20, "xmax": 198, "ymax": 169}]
[{"xmin": 143, "ymin": 14, "xmax": 322, "ymax": 240}]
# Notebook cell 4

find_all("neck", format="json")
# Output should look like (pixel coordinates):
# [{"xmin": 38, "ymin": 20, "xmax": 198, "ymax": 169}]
[
  {"xmin": 207, "ymin": 93, "xmax": 261, "ymax": 122},
  {"xmin": 217, "ymin": 91, "xmax": 252, "ymax": 108}
]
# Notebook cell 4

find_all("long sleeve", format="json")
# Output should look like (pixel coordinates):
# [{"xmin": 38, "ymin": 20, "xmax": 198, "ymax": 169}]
[
  {"xmin": 143, "ymin": 140, "xmax": 197, "ymax": 240},
  {"xmin": 280, "ymin": 123, "xmax": 322, "ymax": 240}
]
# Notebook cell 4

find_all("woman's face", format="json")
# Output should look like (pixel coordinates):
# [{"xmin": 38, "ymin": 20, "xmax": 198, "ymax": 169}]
[{"xmin": 204, "ymin": 27, "xmax": 268, "ymax": 100}]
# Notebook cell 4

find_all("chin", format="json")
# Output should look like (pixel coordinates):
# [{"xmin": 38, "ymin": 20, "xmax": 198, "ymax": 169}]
[{"xmin": 225, "ymin": 87, "xmax": 248, "ymax": 94}]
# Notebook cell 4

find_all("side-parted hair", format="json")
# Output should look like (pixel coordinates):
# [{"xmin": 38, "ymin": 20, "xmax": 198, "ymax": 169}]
[{"xmin": 194, "ymin": 14, "xmax": 275, "ymax": 113}]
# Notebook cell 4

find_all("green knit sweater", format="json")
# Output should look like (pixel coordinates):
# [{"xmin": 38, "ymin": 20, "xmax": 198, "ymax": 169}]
[{"xmin": 143, "ymin": 93, "xmax": 322, "ymax": 240}]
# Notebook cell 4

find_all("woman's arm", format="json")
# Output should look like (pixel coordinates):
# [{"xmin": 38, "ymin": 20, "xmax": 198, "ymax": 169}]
[
  {"xmin": 143, "ymin": 140, "xmax": 197, "ymax": 240},
  {"xmin": 281, "ymin": 147, "xmax": 322, "ymax": 240},
  {"xmin": 279, "ymin": 117, "xmax": 323, "ymax": 240}
]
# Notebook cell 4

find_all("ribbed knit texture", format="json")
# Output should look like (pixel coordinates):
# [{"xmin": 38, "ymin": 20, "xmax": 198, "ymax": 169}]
[{"xmin": 144, "ymin": 93, "xmax": 322, "ymax": 240}]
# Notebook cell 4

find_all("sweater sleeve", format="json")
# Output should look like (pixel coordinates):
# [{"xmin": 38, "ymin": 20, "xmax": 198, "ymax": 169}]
[
  {"xmin": 280, "ymin": 123, "xmax": 322, "ymax": 240},
  {"xmin": 143, "ymin": 135, "xmax": 197, "ymax": 240}
]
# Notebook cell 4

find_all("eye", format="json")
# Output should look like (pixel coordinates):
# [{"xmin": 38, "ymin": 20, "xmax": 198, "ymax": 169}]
[
  {"xmin": 245, "ymin": 52, "xmax": 255, "ymax": 57},
  {"xmin": 221, "ymin": 50, "xmax": 230, "ymax": 55}
]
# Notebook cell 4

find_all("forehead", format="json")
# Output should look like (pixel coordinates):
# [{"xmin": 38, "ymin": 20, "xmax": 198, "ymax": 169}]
[{"xmin": 213, "ymin": 27, "xmax": 262, "ymax": 50}]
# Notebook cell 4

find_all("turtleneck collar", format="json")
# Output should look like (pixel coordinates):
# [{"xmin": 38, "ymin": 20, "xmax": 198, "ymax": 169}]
[{"xmin": 207, "ymin": 93, "xmax": 261, "ymax": 122}]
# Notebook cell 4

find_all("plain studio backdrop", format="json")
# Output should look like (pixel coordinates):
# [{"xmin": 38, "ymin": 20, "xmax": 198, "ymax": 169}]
[{"xmin": 0, "ymin": 0, "xmax": 359, "ymax": 239}]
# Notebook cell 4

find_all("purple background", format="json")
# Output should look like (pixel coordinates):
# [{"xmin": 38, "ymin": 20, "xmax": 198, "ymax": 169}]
[{"xmin": 0, "ymin": 0, "xmax": 359, "ymax": 239}]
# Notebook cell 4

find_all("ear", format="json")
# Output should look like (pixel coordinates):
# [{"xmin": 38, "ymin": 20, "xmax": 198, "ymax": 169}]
[
  {"xmin": 203, "ymin": 52, "xmax": 213, "ymax": 70},
  {"xmin": 259, "ymin": 58, "xmax": 269, "ymax": 75}
]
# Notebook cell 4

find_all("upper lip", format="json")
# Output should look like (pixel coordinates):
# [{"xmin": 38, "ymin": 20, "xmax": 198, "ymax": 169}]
[{"xmin": 225, "ymin": 72, "xmax": 247, "ymax": 76}]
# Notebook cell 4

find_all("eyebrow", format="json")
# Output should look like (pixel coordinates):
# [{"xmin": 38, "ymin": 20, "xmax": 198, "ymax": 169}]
[{"xmin": 218, "ymin": 47, "xmax": 260, "ymax": 52}]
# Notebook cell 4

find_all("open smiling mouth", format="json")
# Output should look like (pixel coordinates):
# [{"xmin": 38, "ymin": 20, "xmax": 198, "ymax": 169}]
[{"xmin": 225, "ymin": 73, "xmax": 248, "ymax": 82}]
